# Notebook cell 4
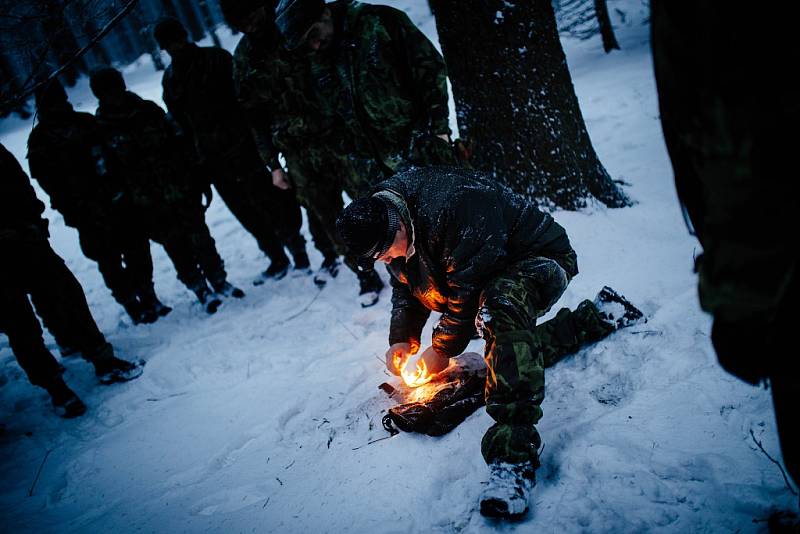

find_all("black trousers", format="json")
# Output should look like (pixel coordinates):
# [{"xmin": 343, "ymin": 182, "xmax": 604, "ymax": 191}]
[{"xmin": 0, "ymin": 238, "xmax": 106, "ymax": 387}]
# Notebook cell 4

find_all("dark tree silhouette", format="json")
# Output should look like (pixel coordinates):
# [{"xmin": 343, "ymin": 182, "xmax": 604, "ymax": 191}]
[
  {"xmin": 429, "ymin": 0, "xmax": 629, "ymax": 209},
  {"xmin": 595, "ymin": 0, "xmax": 620, "ymax": 53}
]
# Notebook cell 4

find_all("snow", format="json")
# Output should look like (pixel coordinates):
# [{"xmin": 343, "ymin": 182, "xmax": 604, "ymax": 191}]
[{"xmin": 1, "ymin": 1, "xmax": 797, "ymax": 532}]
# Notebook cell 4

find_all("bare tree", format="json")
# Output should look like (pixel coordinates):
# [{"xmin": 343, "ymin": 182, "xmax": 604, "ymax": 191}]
[
  {"xmin": 0, "ymin": 0, "xmax": 140, "ymax": 115},
  {"xmin": 429, "ymin": 0, "xmax": 629, "ymax": 209},
  {"xmin": 556, "ymin": 0, "xmax": 620, "ymax": 53}
]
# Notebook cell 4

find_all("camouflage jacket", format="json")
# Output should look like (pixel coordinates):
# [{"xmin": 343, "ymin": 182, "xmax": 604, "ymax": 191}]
[
  {"xmin": 380, "ymin": 167, "xmax": 577, "ymax": 358},
  {"xmin": 95, "ymin": 92, "xmax": 196, "ymax": 209},
  {"xmin": 0, "ymin": 143, "xmax": 48, "ymax": 242},
  {"xmin": 27, "ymin": 108, "xmax": 117, "ymax": 228},
  {"xmin": 233, "ymin": 27, "xmax": 338, "ymax": 169},
  {"xmin": 162, "ymin": 44, "xmax": 252, "ymax": 159},
  {"xmin": 309, "ymin": 1, "xmax": 450, "ymax": 170}
]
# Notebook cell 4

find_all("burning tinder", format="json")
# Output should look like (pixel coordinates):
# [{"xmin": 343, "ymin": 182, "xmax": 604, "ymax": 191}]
[{"xmin": 399, "ymin": 353, "xmax": 433, "ymax": 388}]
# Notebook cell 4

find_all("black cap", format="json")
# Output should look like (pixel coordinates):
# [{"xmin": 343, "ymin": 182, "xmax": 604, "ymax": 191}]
[
  {"xmin": 89, "ymin": 68, "xmax": 126, "ymax": 100},
  {"xmin": 336, "ymin": 197, "xmax": 400, "ymax": 270},
  {"xmin": 153, "ymin": 18, "xmax": 188, "ymax": 49},
  {"xmin": 275, "ymin": 0, "xmax": 325, "ymax": 50}
]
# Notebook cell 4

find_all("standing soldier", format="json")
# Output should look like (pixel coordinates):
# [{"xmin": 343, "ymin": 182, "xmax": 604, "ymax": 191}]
[
  {"xmin": 27, "ymin": 80, "xmax": 171, "ymax": 325},
  {"xmin": 652, "ymin": 1, "xmax": 799, "ymax": 485},
  {"xmin": 1, "ymin": 143, "xmax": 143, "ymax": 418},
  {"xmin": 223, "ymin": 0, "xmax": 385, "ymax": 306},
  {"xmin": 153, "ymin": 18, "xmax": 312, "ymax": 284},
  {"xmin": 336, "ymin": 167, "xmax": 644, "ymax": 519},
  {"xmin": 89, "ymin": 68, "xmax": 244, "ymax": 314},
  {"xmin": 275, "ymin": 0, "xmax": 459, "ymax": 178}
]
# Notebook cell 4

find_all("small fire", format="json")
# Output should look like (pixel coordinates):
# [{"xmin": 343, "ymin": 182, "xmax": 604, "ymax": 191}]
[{"xmin": 399, "ymin": 353, "xmax": 433, "ymax": 388}]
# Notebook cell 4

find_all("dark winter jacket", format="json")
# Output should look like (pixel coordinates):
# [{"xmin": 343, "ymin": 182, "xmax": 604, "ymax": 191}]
[
  {"xmin": 0, "ymin": 143, "xmax": 48, "ymax": 241},
  {"xmin": 309, "ymin": 1, "xmax": 450, "ymax": 169},
  {"xmin": 95, "ymin": 92, "xmax": 196, "ymax": 209},
  {"xmin": 382, "ymin": 167, "xmax": 578, "ymax": 358},
  {"xmin": 162, "ymin": 43, "xmax": 252, "ymax": 159},
  {"xmin": 27, "ymin": 108, "xmax": 116, "ymax": 228}
]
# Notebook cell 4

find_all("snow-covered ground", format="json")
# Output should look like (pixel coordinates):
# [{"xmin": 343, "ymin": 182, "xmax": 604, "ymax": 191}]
[{"xmin": 1, "ymin": 2, "xmax": 797, "ymax": 532}]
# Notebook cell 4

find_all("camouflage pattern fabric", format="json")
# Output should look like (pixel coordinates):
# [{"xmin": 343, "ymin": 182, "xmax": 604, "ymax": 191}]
[
  {"xmin": 308, "ymin": 1, "xmax": 452, "ymax": 172},
  {"xmin": 479, "ymin": 257, "xmax": 615, "ymax": 465}
]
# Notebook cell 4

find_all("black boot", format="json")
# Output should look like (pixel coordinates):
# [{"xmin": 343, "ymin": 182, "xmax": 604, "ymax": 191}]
[
  {"xmin": 194, "ymin": 285, "xmax": 222, "ymax": 314},
  {"xmin": 120, "ymin": 297, "xmax": 156, "ymax": 325},
  {"xmin": 593, "ymin": 286, "xmax": 645, "ymax": 329},
  {"xmin": 212, "ymin": 280, "xmax": 245, "ymax": 299},
  {"xmin": 313, "ymin": 255, "xmax": 341, "ymax": 287},
  {"xmin": 138, "ymin": 286, "xmax": 172, "ymax": 319},
  {"xmin": 479, "ymin": 462, "xmax": 537, "ymax": 519},
  {"xmin": 286, "ymin": 235, "xmax": 312, "ymax": 274},
  {"xmin": 254, "ymin": 259, "xmax": 290, "ymax": 284},
  {"xmin": 45, "ymin": 378, "xmax": 86, "ymax": 418},
  {"xmin": 89, "ymin": 343, "xmax": 145, "ymax": 384},
  {"xmin": 357, "ymin": 269, "xmax": 384, "ymax": 308}
]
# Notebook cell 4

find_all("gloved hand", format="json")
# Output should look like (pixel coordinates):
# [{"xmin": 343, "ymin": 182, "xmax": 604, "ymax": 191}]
[
  {"xmin": 419, "ymin": 345, "xmax": 450, "ymax": 376},
  {"xmin": 385, "ymin": 342, "xmax": 417, "ymax": 375}
]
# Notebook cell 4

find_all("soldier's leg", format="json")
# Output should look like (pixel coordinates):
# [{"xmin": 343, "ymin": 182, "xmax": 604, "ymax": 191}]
[
  {"xmin": 77, "ymin": 227, "xmax": 137, "ymax": 308},
  {"xmin": 119, "ymin": 231, "xmax": 168, "ymax": 320},
  {"xmin": 212, "ymin": 166, "xmax": 290, "ymax": 268},
  {"xmin": 27, "ymin": 245, "xmax": 107, "ymax": 357},
  {"xmin": 536, "ymin": 301, "xmax": 616, "ymax": 368},
  {"xmin": 478, "ymin": 257, "xmax": 569, "ymax": 466},
  {"xmin": 159, "ymin": 234, "xmax": 208, "ymax": 294},
  {"xmin": 0, "ymin": 289, "xmax": 63, "ymax": 388},
  {"xmin": 181, "ymin": 206, "xmax": 229, "ymax": 291}
]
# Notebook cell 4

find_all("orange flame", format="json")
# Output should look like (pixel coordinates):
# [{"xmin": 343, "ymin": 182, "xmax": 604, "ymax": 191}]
[{"xmin": 399, "ymin": 353, "xmax": 433, "ymax": 388}]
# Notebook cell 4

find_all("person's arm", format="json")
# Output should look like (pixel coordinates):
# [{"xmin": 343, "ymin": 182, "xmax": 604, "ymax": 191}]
[
  {"xmin": 386, "ymin": 9, "xmax": 451, "ymax": 136},
  {"xmin": 389, "ymin": 268, "xmax": 432, "ymax": 352},
  {"xmin": 432, "ymin": 199, "xmax": 507, "ymax": 358}
]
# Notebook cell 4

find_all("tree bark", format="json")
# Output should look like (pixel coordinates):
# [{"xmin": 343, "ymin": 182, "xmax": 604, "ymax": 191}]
[
  {"xmin": 429, "ymin": 0, "xmax": 630, "ymax": 209},
  {"xmin": 595, "ymin": 0, "xmax": 620, "ymax": 53}
]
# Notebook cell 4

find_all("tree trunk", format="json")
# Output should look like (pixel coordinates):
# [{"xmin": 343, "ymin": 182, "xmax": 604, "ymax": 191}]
[
  {"xmin": 429, "ymin": 0, "xmax": 629, "ymax": 209},
  {"xmin": 196, "ymin": 0, "xmax": 223, "ymax": 48},
  {"xmin": 595, "ymin": 0, "xmax": 620, "ymax": 53}
]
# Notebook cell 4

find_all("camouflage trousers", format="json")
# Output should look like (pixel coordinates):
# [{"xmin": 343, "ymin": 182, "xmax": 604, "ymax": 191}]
[
  {"xmin": 285, "ymin": 145, "xmax": 372, "ymax": 274},
  {"xmin": 479, "ymin": 256, "xmax": 615, "ymax": 466}
]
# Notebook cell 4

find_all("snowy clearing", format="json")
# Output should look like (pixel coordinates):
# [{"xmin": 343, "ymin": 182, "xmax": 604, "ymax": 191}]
[{"xmin": 1, "ymin": 1, "xmax": 797, "ymax": 532}]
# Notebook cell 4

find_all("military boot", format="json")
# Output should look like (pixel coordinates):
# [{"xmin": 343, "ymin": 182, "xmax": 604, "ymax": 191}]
[
  {"xmin": 138, "ymin": 286, "xmax": 172, "ymax": 319},
  {"xmin": 255, "ymin": 240, "xmax": 291, "ymax": 284},
  {"xmin": 287, "ymin": 235, "xmax": 312, "ymax": 276},
  {"xmin": 313, "ymin": 255, "xmax": 341, "ymax": 287},
  {"xmin": 594, "ymin": 286, "xmax": 645, "ymax": 329},
  {"xmin": 479, "ymin": 461, "xmax": 537, "ymax": 519},
  {"xmin": 89, "ymin": 342, "xmax": 145, "ymax": 384},
  {"xmin": 45, "ymin": 378, "xmax": 86, "ymax": 418},
  {"xmin": 357, "ymin": 269, "xmax": 384, "ymax": 308},
  {"xmin": 194, "ymin": 284, "xmax": 222, "ymax": 314},
  {"xmin": 212, "ymin": 280, "xmax": 245, "ymax": 299},
  {"xmin": 121, "ymin": 297, "xmax": 157, "ymax": 325}
]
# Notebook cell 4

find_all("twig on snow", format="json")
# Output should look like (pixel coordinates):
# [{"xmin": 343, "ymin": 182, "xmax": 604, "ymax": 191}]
[
  {"xmin": 28, "ymin": 448, "xmax": 53, "ymax": 497},
  {"xmin": 351, "ymin": 435, "xmax": 395, "ymax": 451},
  {"xmin": 749, "ymin": 428, "xmax": 798, "ymax": 496},
  {"xmin": 274, "ymin": 289, "xmax": 323, "ymax": 326},
  {"xmin": 262, "ymin": 497, "xmax": 270, "ymax": 508},
  {"xmin": 284, "ymin": 460, "xmax": 295, "ymax": 470},
  {"xmin": 275, "ymin": 477, "xmax": 283, "ymax": 486}
]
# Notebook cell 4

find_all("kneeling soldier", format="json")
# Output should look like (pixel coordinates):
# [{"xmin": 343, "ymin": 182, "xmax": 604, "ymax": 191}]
[{"xmin": 336, "ymin": 167, "xmax": 643, "ymax": 519}]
